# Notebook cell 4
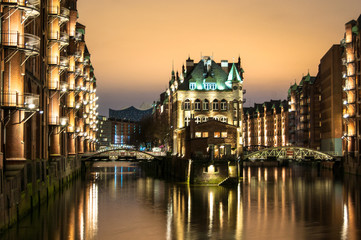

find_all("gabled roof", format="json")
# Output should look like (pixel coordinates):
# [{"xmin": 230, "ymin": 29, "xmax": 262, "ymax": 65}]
[{"xmin": 177, "ymin": 58, "xmax": 240, "ymax": 91}]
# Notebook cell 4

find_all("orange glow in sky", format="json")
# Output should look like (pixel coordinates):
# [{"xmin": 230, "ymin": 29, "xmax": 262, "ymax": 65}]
[{"xmin": 77, "ymin": 0, "xmax": 361, "ymax": 116}]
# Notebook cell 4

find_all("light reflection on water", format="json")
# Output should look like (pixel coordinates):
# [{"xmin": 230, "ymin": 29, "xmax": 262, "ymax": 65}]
[{"xmin": 1, "ymin": 163, "xmax": 361, "ymax": 240}]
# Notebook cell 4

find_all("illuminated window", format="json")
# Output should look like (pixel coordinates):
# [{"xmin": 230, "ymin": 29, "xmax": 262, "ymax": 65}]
[
  {"xmin": 213, "ymin": 99, "xmax": 219, "ymax": 110},
  {"xmin": 195, "ymin": 99, "xmax": 201, "ymax": 110},
  {"xmin": 221, "ymin": 132, "xmax": 228, "ymax": 138},
  {"xmin": 190, "ymin": 82, "xmax": 196, "ymax": 90},
  {"xmin": 195, "ymin": 117, "xmax": 201, "ymax": 124},
  {"xmin": 214, "ymin": 132, "xmax": 220, "ymax": 138},
  {"xmin": 184, "ymin": 99, "xmax": 190, "ymax": 110},
  {"xmin": 202, "ymin": 132, "xmax": 209, "ymax": 137},
  {"xmin": 185, "ymin": 117, "xmax": 190, "ymax": 126},
  {"xmin": 195, "ymin": 132, "xmax": 202, "ymax": 138},
  {"xmin": 203, "ymin": 99, "xmax": 209, "ymax": 110},
  {"xmin": 210, "ymin": 84, "xmax": 216, "ymax": 90},
  {"xmin": 220, "ymin": 117, "xmax": 227, "ymax": 123},
  {"xmin": 202, "ymin": 117, "xmax": 208, "ymax": 122}
]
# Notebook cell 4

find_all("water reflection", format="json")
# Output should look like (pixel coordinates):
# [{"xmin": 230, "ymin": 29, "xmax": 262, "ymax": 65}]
[{"xmin": 1, "ymin": 164, "xmax": 361, "ymax": 240}]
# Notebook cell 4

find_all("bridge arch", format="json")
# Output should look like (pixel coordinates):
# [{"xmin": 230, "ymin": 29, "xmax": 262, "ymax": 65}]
[
  {"xmin": 245, "ymin": 146, "xmax": 334, "ymax": 161},
  {"xmin": 82, "ymin": 147, "xmax": 164, "ymax": 161}
]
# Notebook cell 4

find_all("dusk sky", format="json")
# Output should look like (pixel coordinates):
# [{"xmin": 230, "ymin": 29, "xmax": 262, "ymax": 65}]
[{"xmin": 77, "ymin": 0, "xmax": 361, "ymax": 116}]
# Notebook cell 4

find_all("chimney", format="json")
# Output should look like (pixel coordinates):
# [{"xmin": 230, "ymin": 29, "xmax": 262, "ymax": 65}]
[
  {"xmin": 221, "ymin": 60, "xmax": 229, "ymax": 74},
  {"xmin": 186, "ymin": 57, "xmax": 194, "ymax": 73}
]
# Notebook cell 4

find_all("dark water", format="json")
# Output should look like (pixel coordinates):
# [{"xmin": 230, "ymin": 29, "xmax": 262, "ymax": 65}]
[{"xmin": 1, "ymin": 162, "xmax": 361, "ymax": 240}]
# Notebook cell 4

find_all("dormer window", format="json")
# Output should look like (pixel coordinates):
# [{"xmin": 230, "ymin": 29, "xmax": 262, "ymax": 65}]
[
  {"xmin": 204, "ymin": 83, "xmax": 216, "ymax": 90},
  {"xmin": 190, "ymin": 82, "xmax": 196, "ymax": 90}
]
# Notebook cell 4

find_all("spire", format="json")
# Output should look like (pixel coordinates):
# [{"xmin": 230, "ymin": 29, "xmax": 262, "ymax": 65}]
[
  {"xmin": 238, "ymin": 55, "xmax": 241, "ymax": 67},
  {"xmin": 227, "ymin": 63, "xmax": 242, "ymax": 83}
]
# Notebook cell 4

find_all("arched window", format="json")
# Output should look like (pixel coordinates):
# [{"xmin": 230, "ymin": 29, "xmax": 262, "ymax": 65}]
[
  {"xmin": 184, "ymin": 99, "xmax": 190, "ymax": 110},
  {"xmin": 221, "ymin": 99, "xmax": 227, "ymax": 110},
  {"xmin": 213, "ymin": 99, "xmax": 219, "ymax": 110},
  {"xmin": 195, "ymin": 99, "xmax": 201, "ymax": 111},
  {"xmin": 202, "ymin": 117, "xmax": 208, "ymax": 122},
  {"xmin": 195, "ymin": 117, "xmax": 201, "ymax": 124},
  {"xmin": 185, "ymin": 117, "xmax": 190, "ymax": 126},
  {"xmin": 203, "ymin": 99, "xmax": 209, "ymax": 110},
  {"xmin": 220, "ymin": 117, "xmax": 228, "ymax": 123}
]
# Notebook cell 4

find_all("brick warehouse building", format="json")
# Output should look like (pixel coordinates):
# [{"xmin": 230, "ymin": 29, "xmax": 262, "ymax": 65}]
[
  {"xmin": 288, "ymin": 73, "xmax": 321, "ymax": 149},
  {"xmin": 342, "ymin": 15, "xmax": 361, "ymax": 175},
  {"xmin": 155, "ymin": 56, "xmax": 245, "ymax": 158},
  {"xmin": 0, "ymin": 0, "xmax": 99, "ymax": 228},
  {"xmin": 243, "ymin": 100, "xmax": 288, "ymax": 150}
]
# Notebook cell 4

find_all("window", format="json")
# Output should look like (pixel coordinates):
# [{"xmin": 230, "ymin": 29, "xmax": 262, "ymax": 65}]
[
  {"xmin": 195, "ymin": 132, "xmax": 202, "ymax": 138},
  {"xmin": 213, "ymin": 99, "xmax": 219, "ymax": 110},
  {"xmin": 184, "ymin": 99, "xmax": 190, "ymax": 110},
  {"xmin": 203, "ymin": 99, "xmax": 209, "ymax": 110},
  {"xmin": 221, "ymin": 99, "xmax": 227, "ymax": 110},
  {"xmin": 214, "ymin": 132, "xmax": 220, "ymax": 138},
  {"xmin": 202, "ymin": 132, "xmax": 209, "ymax": 137},
  {"xmin": 202, "ymin": 117, "xmax": 208, "ymax": 122},
  {"xmin": 185, "ymin": 117, "xmax": 190, "ymax": 126},
  {"xmin": 221, "ymin": 132, "xmax": 228, "ymax": 138},
  {"xmin": 211, "ymin": 84, "xmax": 216, "ymax": 90},
  {"xmin": 190, "ymin": 82, "xmax": 196, "ymax": 90},
  {"xmin": 195, "ymin": 99, "xmax": 201, "ymax": 111},
  {"xmin": 220, "ymin": 117, "xmax": 227, "ymax": 123},
  {"xmin": 195, "ymin": 117, "xmax": 201, "ymax": 124}
]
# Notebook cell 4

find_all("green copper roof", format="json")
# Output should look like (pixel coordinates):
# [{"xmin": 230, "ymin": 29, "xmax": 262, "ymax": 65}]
[
  {"xmin": 227, "ymin": 63, "xmax": 242, "ymax": 82},
  {"xmin": 352, "ymin": 25, "xmax": 359, "ymax": 34},
  {"xmin": 76, "ymin": 28, "xmax": 85, "ymax": 35}
]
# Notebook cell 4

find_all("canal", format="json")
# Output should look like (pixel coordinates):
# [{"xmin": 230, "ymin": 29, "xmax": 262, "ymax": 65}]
[{"xmin": 1, "ymin": 162, "xmax": 360, "ymax": 240}]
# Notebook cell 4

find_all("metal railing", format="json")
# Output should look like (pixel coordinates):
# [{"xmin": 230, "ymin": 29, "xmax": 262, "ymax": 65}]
[
  {"xmin": 74, "ymin": 51, "xmax": 82, "ymax": 59},
  {"xmin": 0, "ymin": 92, "xmax": 39, "ymax": 109},
  {"xmin": 48, "ymin": 116, "xmax": 68, "ymax": 126},
  {"xmin": 0, "ymin": 32, "xmax": 40, "ymax": 54},
  {"xmin": 59, "ymin": 56, "xmax": 69, "ymax": 69},
  {"xmin": 48, "ymin": 31, "xmax": 69, "ymax": 44},
  {"xmin": 0, "ymin": 0, "xmax": 40, "ymax": 12}
]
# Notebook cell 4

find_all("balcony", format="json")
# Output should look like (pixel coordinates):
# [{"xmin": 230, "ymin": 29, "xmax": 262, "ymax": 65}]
[
  {"xmin": 0, "ymin": 92, "xmax": 39, "ymax": 110},
  {"xmin": 74, "ymin": 51, "xmax": 82, "ymax": 60},
  {"xmin": 84, "ymin": 58, "xmax": 90, "ymax": 66},
  {"xmin": 1, "ymin": 32, "xmax": 40, "ymax": 56},
  {"xmin": 48, "ymin": 32, "xmax": 69, "ymax": 48},
  {"xmin": 343, "ymin": 85, "xmax": 355, "ymax": 91},
  {"xmin": 48, "ymin": 116, "xmax": 69, "ymax": 126},
  {"xmin": 48, "ymin": 6, "xmax": 70, "ymax": 25},
  {"xmin": 59, "ymin": 56, "xmax": 69, "ymax": 70},
  {"xmin": 74, "ymin": 31, "xmax": 83, "ymax": 42},
  {"xmin": 1, "ymin": 0, "xmax": 40, "ymax": 19},
  {"xmin": 48, "ymin": 56, "xmax": 59, "ymax": 65},
  {"xmin": 60, "ymin": 81, "xmax": 68, "ymax": 92}
]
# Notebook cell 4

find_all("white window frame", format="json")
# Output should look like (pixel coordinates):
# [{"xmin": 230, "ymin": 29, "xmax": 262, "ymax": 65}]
[
  {"xmin": 195, "ymin": 117, "xmax": 201, "ymax": 124},
  {"xmin": 184, "ymin": 99, "xmax": 190, "ymax": 110},
  {"xmin": 195, "ymin": 99, "xmax": 201, "ymax": 111},
  {"xmin": 203, "ymin": 100, "xmax": 209, "ymax": 110},
  {"xmin": 213, "ymin": 100, "xmax": 219, "ymax": 110},
  {"xmin": 185, "ymin": 117, "xmax": 190, "ymax": 126},
  {"xmin": 221, "ymin": 100, "xmax": 227, "ymax": 110},
  {"xmin": 190, "ymin": 82, "xmax": 196, "ymax": 90}
]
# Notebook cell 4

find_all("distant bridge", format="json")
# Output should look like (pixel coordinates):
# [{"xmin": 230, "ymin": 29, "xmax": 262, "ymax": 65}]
[
  {"xmin": 245, "ymin": 146, "xmax": 334, "ymax": 161},
  {"xmin": 82, "ymin": 147, "xmax": 166, "ymax": 161}
]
